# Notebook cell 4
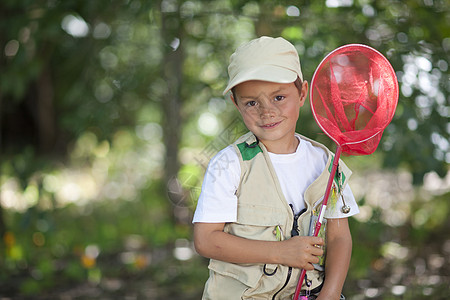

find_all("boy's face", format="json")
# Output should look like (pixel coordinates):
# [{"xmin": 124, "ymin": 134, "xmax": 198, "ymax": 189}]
[{"xmin": 232, "ymin": 80, "xmax": 308, "ymax": 153}]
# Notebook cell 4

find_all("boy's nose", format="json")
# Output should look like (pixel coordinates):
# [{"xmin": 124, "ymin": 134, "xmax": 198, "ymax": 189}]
[{"xmin": 259, "ymin": 103, "xmax": 276, "ymax": 118}]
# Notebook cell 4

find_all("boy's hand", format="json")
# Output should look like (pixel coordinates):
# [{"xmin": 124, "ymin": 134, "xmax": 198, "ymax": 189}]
[
  {"xmin": 277, "ymin": 236, "xmax": 324, "ymax": 270},
  {"xmin": 194, "ymin": 222, "xmax": 324, "ymax": 270}
]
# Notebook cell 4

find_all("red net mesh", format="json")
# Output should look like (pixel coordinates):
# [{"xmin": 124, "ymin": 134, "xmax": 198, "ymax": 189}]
[{"xmin": 310, "ymin": 44, "xmax": 398, "ymax": 155}]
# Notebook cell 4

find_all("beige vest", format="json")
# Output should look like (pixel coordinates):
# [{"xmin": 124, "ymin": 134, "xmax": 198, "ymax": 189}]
[{"xmin": 202, "ymin": 132, "xmax": 352, "ymax": 300}]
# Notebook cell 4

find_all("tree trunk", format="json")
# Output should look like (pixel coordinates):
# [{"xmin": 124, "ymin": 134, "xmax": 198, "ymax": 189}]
[
  {"xmin": 36, "ymin": 67, "xmax": 56, "ymax": 154},
  {"xmin": 160, "ymin": 2, "xmax": 189, "ymax": 223},
  {"xmin": 0, "ymin": 92, "xmax": 6, "ymax": 238},
  {"xmin": 0, "ymin": 13, "xmax": 7, "ymax": 237}
]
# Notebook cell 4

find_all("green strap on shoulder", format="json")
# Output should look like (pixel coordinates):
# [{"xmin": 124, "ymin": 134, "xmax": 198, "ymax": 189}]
[{"xmin": 237, "ymin": 141, "xmax": 262, "ymax": 161}]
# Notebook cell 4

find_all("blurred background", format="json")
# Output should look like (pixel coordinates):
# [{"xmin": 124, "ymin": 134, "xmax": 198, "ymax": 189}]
[{"xmin": 0, "ymin": 0, "xmax": 449, "ymax": 299}]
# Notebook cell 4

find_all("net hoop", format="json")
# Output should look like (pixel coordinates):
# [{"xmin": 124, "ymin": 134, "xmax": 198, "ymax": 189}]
[{"xmin": 309, "ymin": 44, "xmax": 398, "ymax": 155}]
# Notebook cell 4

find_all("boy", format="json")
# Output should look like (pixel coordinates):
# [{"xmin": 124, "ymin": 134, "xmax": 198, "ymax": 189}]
[{"xmin": 193, "ymin": 36, "xmax": 359, "ymax": 300}]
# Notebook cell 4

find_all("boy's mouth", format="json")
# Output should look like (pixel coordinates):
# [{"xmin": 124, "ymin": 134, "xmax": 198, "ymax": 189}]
[{"xmin": 260, "ymin": 121, "xmax": 281, "ymax": 129}]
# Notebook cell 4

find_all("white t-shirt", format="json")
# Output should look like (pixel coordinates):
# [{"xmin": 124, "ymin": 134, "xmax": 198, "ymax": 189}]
[{"xmin": 193, "ymin": 134, "xmax": 359, "ymax": 223}]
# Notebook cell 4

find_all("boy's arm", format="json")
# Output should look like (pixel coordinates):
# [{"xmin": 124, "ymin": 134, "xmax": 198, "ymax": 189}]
[
  {"xmin": 316, "ymin": 218, "xmax": 352, "ymax": 300},
  {"xmin": 194, "ymin": 222, "xmax": 324, "ymax": 270}
]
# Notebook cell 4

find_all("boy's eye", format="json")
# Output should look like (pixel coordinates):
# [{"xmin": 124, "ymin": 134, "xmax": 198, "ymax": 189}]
[
  {"xmin": 246, "ymin": 100, "xmax": 257, "ymax": 107},
  {"xmin": 274, "ymin": 96, "xmax": 285, "ymax": 101}
]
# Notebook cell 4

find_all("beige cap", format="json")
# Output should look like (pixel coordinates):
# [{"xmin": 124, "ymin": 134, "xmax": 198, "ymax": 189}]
[{"xmin": 223, "ymin": 36, "xmax": 303, "ymax": 95}]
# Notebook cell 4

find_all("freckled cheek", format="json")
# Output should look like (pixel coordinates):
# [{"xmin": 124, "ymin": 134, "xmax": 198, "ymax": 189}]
[{"xmin": 239, "ymin": 112, "xmax": 259, "ymax": 129}]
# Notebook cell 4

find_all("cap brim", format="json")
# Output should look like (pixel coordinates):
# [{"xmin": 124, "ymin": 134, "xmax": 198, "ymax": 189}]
[{"xmin": 223, "ymin": 65, "xmax": 298, "ymax": 95}]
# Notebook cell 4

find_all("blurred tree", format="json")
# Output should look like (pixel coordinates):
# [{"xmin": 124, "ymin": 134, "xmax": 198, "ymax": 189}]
[
  {"xmin": 159, "ymin": 0, "xmax": 184, "ymax": 191},
  {"xmin": 0, "ymin": 0, "xmax": 448, "ymax": 213},
  {"xmin": 0, "ymin": 0, "xmax": 448, "ymax": 232}
]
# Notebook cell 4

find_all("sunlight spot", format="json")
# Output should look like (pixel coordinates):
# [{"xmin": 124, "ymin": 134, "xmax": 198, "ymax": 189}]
[
  {"xmin": 200, "ymin": 61, "xmax": 221, "ymax": 83},
  {"xmin": 43, "ymin": 174, "xmax": 60, "ymax": 193},
  {"xmin": 415, "ymin": 56, "xmax": 432, "ymax": 72},
  {"xmin": 1, "ymin": 179, "xmax": 25, "ymax": 211},
  {"xmin": 326, "ymin": 0, "xmax": 353, "ymax": 7},
  {"xmin": 94, "ymin": 140, "xmax": 110, "ymax": 158},
  {"xmin": 170, "ymin": 37, "xmax": 180, "ymax": 51},
  {"xmin": 423, "ymin": 171, "xmax": 450, "ymax": 194},
  {"xmin": 99, "ymin": 48, "xmax": 118, "ymax": 69},
  {"xmin": 136, "ymin": 122, "xmax": 163, "ymax": 142},
  {"xmin": 4, "ymin": 40, "xmax": 19, "ymax": 57},
  {"xmin": 381, "ymin": 241, "xmax": 409, "ymax": 260},
  {"xmin": 365, "ymin": 288, "xmax": 379, "ymax": 298},
  {"xmin": 286, "ymin": 6, "xmax": 300, "ymax": 17},
  {"xmin": 198, "ymin": 112, "xmax": 219, "ymax": 136},
  {"xmin": 86, "ymin": 244, "xmax": 100, "ymax": 259},
  {"xmin": 93, "ymin": 22, "xmax": 111, "ymax": 39},
  {"xmin": 428, "ymin": 254, "xmax": 445, "ymax": 270},
  {"xmin": 401, "ymin": 84, "xmax": 413, "ymax": 97},
  {"xmin": 62, "ymin": 14, "xmax": 89, "ymax": 38},
  {"xmin": 437, "ymin": 59, "xmax": 448, "ymax": 72},
  {"xmin": 173, "ymin": 239, "xmax": 194, "ymax": 261},
  {"xmin": 391, "ymin": 285, "xmax": 406, "ymax": 296},
  {"xmin": 418, "ymin": 71, "xmax": 433, "ymax": 93},
  {"xmin": 59, "ymin": 182, "xmax": 81, "ymax": 202},
  {"xmin": 95, "ymin": 82, "xmax": 114, "ymax": 103},
  {"xmin": 24, "ymin": 184, "xmax": 39, "ymax": 207},
  {"xmin": 431, "ymin": 132, "xmax": 449, "ymax": 152},
  {"xmin": 415, "ymin": 95, "xmax": 432, "ymax": 108},
  {"xmin": 407, "ymin": 118, "xmax": 418, "ymax": 131},
  {"xmin": 362, "ymin": 4, "xmax": 375, "ymax": 17}
]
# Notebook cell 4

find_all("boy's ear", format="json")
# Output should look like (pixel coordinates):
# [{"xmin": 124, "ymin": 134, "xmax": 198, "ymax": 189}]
[{"xmin": 299, "ymin": 81, "xmax": 308, "ymax": 107}]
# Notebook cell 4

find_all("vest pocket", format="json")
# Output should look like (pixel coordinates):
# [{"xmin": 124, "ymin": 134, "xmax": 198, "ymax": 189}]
[
  {"xmin": 208, "ymin": 260, "xmax": 264, "ymax": 289},
  {"xmin": 230, "ymin": 204, "xmax": 287, "ymax": 241}
]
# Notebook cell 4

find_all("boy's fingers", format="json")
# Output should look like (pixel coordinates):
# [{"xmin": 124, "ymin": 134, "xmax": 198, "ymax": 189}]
[
  {"xmin": 308, "ymin": 237, "xmax": 324, "ymax": 246},
  {"xmin": 312, "ymin": 256, "xmax": 320, "ymax": 264},
  {"xmin": 304, "ymin": 244, "xmax": 323, "ymax": 257},
  {"xmin": 312, "ymin": 247, "xmax": 324, "ymax": 257}
]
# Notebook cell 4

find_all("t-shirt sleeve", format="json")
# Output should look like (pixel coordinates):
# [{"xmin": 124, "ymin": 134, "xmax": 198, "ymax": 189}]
[
  {"xmin": 324, "ymin": 183, "xmax": 359, "ymax": 219},
  {"xmin": 192, "ymin": 146, "xmax": 241, "ymax": 223}
]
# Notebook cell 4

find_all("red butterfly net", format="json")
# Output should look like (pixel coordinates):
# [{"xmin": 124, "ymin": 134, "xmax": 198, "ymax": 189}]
[
  {"xmin": 294, "ymin": 44, "xmax": 398, "ymax": 300},
  {"xmin": 310, "ymin": 44, "xmax": 399, "ymax": 155}
]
